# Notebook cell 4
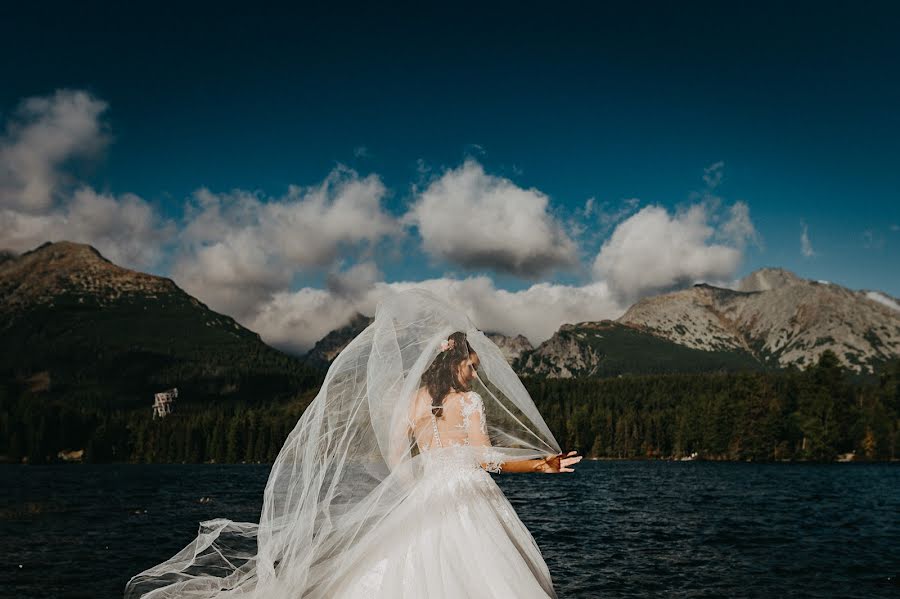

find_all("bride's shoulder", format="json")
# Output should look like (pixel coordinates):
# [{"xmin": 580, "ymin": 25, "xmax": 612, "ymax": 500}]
[
  {"xmin": 462, "ymin": 390, "xmax": 484, "ymax": 411},
  {"xmin": 446, "ymin": 390, "xmax": 483, "ymax": 410}
]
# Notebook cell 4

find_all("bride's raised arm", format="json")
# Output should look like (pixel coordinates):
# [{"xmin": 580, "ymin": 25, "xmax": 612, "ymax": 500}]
[
  {"xmin": 500, "ymin": 450, "xmax": 583, "ymax": 473},
  {"xmin": 464, "ymin": 391, "xmax": 582, "ymax": 474}
]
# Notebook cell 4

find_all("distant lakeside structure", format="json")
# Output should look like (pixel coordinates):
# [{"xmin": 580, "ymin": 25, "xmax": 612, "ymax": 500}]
[{"xmin": 152, "ymin": 388, "xmax": 178, "ymax": 418}]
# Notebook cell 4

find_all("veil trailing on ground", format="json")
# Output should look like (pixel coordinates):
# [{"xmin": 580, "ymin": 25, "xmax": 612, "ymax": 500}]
[{"xmin": 125, "ymin": 288, "xmax": 561, "ymax": 598}]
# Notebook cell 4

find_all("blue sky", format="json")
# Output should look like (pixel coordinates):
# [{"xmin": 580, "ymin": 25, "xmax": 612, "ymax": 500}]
[{"xmin": 2, "ymin": 2, "xmax": 898, "ymax": 352}]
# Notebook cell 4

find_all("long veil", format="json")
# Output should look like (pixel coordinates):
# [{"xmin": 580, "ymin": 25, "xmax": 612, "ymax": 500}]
[{"xmin": 125, "ymin": 288, "xmax": 562, "ymax": 598}]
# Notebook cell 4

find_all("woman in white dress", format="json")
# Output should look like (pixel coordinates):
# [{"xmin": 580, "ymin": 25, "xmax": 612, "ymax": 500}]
[{"xmin": 125, "ymin": 289, "xmax": 581, "ymax": 599}]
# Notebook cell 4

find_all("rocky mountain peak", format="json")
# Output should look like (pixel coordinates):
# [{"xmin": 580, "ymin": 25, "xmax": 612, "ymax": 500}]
[
  {"xmin": 0, "ymin": 241, "xmax": 178, "ymax": 314},
  {"xmin": 20, "ymin": 240, "xmax": 113, "ymax": 265},
  {"xmin": 737, "ymin": 267, "xmax": 805, "ymax": 292},
  {"xmin": 483, "ymin": 332, "xmax": 533, "ymax": 363},
  {"xmin": 617, "ymin": 273, "xmax": 900, "ymax": 374}
]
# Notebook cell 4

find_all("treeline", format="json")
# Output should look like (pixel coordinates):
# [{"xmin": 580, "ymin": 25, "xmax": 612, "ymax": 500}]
[
  {"xmin": 529, "ymin": 350, "xmax": 900, "ymax": 461},
  {"xmin": 2, "ymin": 350, "xmax": 898, "ymax": 463},
  {"xmin": 0, "ymin": 386, "xmax": 317, "ymax": 464}
]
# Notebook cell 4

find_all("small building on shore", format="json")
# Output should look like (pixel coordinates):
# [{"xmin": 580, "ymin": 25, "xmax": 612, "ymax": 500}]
[
  {"xmin": 152, "ymin": 388, "xmax": 178, "ymax": 418},
  {"xmin": 57, "ymin": 449, "xmax": 84, "ymax": 462}
]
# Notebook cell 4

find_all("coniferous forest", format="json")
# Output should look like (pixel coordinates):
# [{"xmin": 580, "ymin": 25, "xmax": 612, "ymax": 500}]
[{"xmin": 1, "ymin": 350, "xmax": 898, "ymax": 464}]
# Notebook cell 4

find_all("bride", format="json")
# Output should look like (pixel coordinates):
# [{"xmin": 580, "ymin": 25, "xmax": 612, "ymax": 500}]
[{"xmin": 125, "ymin": 288, "xmax": 582, "ymax": 598}]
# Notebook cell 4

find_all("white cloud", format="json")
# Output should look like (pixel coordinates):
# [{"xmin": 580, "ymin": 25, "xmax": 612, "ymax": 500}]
[
  {"xmin": 248, "ymin": 287, "xmax": 362, "ymax": 355},
  {"xmin": 0, "ymin": 90, "xmax": 172, "ymax": 270},
  {"xmin": 0, "ymin": 89, "xmax": 110, "ymax": 213},
  {"xmin": 326, "ymin": 260, "xmax": 382, "ymax": 299},
  {"xmin": 0, "ymin": 188, "xmax": 173, "ymax": 269},
  {"xmin": 592, "ymin": 202, "xmax": 752, "ymax": 301},
  {"xmin": 248, "ymin": 275, "xmax": 627, "ymax": 354},
  {"xmin": 402, "ymin": 159, "xmax": 579, "ymax": 277},
  {"xmin": 719, "ymin": 201, "xmax": 761, "ymax": 249},
  {"xmin": 171, "ymin": 166, "xmax": 400, "ymax": 319},
  {"xmin": 702, "ymin": 160, "xmax": 725, "ymax": 189},
  {"xmin": 866, "ymin": 291, "xmax": 900, "ymax": 312},
  {"xmin": 170, "ymin": 230, "xmax": 292, "ymax": 318},
  {"xmin": 582, "ymin": 197, "xmax": 595, "ymax": 218},
  {"xmin": 801, "ymin": 220, "xmax": 816, "ymax": 257}
]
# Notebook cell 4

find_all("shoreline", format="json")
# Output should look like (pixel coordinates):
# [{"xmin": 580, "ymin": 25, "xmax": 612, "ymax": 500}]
[{"xmin": 4, "ymin": 457, "xmax": 900, "ymax": 465}]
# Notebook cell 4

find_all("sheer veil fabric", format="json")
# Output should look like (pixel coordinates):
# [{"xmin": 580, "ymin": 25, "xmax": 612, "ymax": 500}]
[{"xmin": 125, "ymin": 288, "xmax": 562, "ymax": 598}]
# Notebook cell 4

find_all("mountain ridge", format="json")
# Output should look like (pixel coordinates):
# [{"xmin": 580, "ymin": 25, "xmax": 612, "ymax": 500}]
[
  {"xmin": 0, "ymin": 241, "xmax": 319, "ymax": 405},
  {"xmin": 616, "ymin": 268, "xmax": 900, "ymax": 373},
  {"xmin": 304, "ymin": 268, "xmax": 899, "ymax": 378}
]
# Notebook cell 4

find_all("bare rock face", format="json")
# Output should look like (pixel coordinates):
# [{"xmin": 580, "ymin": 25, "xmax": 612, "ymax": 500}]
[
  {"xmin": 518, "ymin": 323, "xmax": 606, "ymax": 378},
  {"xmin": 0, "ymin": 240, "xmax": 180, "ymax": 316},
  {"xmin": 617, "ymin": 284, "xmax": 751, "ymax": 353},
  {"xmin": 618, "ymin": 268, "xmax": 900, "ymax": 373},
  {"xmin": 484, "ymin": 332, "xmax": 533, "ymax": 364},
  {"xmin": 736, "ymin": 267, "xmax": 805, "ymax": 292}
]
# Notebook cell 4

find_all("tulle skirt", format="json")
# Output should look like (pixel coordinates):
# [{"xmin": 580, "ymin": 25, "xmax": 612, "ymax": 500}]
[
  {"xmin": 125, "ymin": 452, "xmax": 557, "ymax": 599},
  {"xmin": 325, "ymin": 451, "xmax": 557, "ymax": 599}
]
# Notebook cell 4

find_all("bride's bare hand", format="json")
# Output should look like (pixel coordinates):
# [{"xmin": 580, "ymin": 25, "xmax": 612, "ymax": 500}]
[{"xmin": 535, "ymin": 451, "xmax": 582, "ymax": 473}]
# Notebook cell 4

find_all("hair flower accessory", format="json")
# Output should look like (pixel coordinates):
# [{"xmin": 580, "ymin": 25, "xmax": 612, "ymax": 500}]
[{"xmin": 439, "ymin": 338, "xmax": 456, "ymax": 352}]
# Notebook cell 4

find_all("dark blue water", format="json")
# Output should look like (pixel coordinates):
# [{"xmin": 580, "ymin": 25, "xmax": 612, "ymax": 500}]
[{"xmin": 2, "ymin": 461, "xmax": 899, "ymax": 598}]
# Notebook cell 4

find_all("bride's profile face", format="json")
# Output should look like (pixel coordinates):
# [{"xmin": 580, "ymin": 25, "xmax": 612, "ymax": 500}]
[{"xmin": 455, "ymin": 352, "xmax": 480, "ymax": 388}]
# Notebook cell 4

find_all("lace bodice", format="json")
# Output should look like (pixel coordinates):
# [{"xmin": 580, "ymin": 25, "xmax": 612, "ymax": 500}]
[{"xmin": 414, "ymin": 390, "xmax": 504, "ymax": 473}]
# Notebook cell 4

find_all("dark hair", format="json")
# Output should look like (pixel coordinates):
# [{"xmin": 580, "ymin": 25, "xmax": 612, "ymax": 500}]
[{"xmin": 421, "ymin": 331, "xmax": 476, "ymax": 418}]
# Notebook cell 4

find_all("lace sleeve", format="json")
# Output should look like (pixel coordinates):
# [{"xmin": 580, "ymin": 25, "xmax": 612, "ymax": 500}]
[{"xmin": 461, "ymin": 391, "xmax": 503, "ymax": 473}]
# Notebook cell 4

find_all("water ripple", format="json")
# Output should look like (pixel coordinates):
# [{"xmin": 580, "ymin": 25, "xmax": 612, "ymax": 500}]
[{"xmin": 1, "ymin": 462, "xmax": 898, "ymax": 598}]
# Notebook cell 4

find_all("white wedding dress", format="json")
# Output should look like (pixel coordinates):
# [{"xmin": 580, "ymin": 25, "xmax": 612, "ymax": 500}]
[
  {"xmin": 125, "ymin": 289, "xmax": 563, "ymax": 599},
  {"xmin": 329, "ymin": 390, "xmax": 557, "ymax": 598}
]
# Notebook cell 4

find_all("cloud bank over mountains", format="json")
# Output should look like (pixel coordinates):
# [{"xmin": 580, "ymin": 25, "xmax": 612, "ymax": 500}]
[
  {"xmin": 593, "ymin": 198, "xmax": 759, "ymax": 303},
  {"xmin": 1, "ymin": 89, "xmax": 761, "ymax": 352},
  {"xmin": 171, "ymin": 170, "xmax": 400, "ymax": 320}
]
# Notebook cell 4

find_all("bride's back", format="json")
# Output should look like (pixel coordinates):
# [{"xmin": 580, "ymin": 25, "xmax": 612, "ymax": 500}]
[{"xmin": 411, "ymin": 388, "xmax": 489, "ymax": 452}]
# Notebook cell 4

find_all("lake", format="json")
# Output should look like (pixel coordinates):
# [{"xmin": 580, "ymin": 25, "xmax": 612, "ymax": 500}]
[{"xmin": 2, "ymin": 461, "xmax": 899, "ymax": 598}]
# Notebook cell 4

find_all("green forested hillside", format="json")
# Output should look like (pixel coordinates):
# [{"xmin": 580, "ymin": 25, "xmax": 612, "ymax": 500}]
[
  {"xmin": 0, "ymin": 290, "xmax": 325, "ymax": 463},
  {"xmin": 530, "ymin": 351, "xmax": 899, "ymax": 461},
  {"xmin": 1, "ymin": 291, "xmax": 322, "ymax": 409},
  {"xmin": 4, "ymin": 351, "xmax": 896, "ymax": 464},
  {"xmin": 0, "ymin": 242, "xmax": 326, "ymax": 463}
]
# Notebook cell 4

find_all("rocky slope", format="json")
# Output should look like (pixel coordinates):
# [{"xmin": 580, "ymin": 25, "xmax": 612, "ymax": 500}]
[
  {"xmin": 618, "ymin": 267, "xmax": 900, "ymax": 373},
  {"xmin": 516, "ymin": 320, "xmax": 762, "ymax": 378},
  {"xmin": 484, "ymin": 332, "xmax": 533, "ymax": 363}
]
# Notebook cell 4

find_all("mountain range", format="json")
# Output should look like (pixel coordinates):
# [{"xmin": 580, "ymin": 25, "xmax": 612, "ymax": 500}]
[
  {"xmin": 2, "ymin": 241, "xmax": 898, "ymax": 397},
  {"xmin": 306, "ymin": 272, "xmax": 900, "ymax": 379},
  {"xmin": 517, "ymin": 269, "xmax": 899, "ymax": 378}
]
